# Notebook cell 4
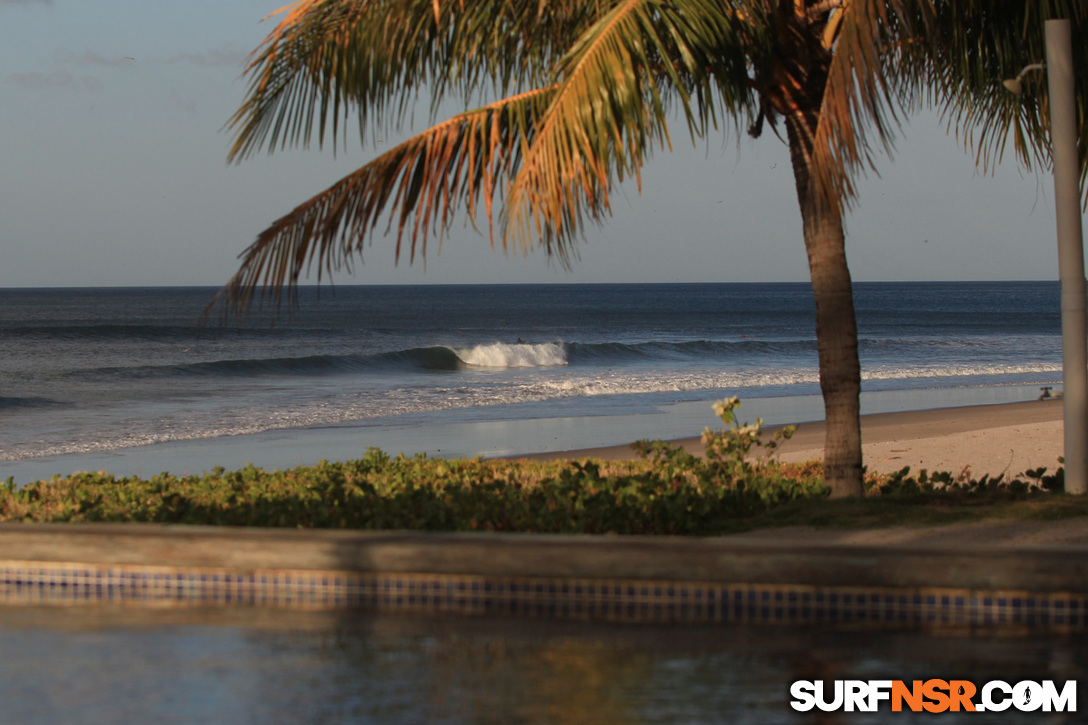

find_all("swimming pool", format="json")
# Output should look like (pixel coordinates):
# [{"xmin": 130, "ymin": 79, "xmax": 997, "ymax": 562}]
[{"xmin": 1, "ymin": 605, "xmax": 1083, "ymax": 724}]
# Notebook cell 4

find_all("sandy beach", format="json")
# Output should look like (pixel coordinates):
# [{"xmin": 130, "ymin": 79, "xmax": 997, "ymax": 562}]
[{"xmin": 520, "ymin": 398, "xmax": 1066, "ymax": 479}]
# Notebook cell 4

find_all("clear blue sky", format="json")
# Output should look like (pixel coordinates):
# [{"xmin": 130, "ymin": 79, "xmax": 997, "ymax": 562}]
[{"xmin": 0, "ymin": 0, "xmax": 1077, "ymax": 288}]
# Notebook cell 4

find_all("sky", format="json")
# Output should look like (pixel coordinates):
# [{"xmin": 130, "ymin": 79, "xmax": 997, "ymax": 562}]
[{"xmin": 0, "ymin": 0, "xmax": 1080, "ymax": 289}]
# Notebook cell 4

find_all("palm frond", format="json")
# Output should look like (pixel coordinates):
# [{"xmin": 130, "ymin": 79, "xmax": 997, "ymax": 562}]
[
  {"xmin": 227, "ymin": 0, "xmax": 606, "ymax": 162},
  {"xmin": 212, "ymin": 86, "xmax": 557, "ymax": 316},
  {"xmin": 806, "ymin": 0, "xmax": 932, "ymax": 213},
  {"xmin": 501, "ymin": 0, "xmax": 756, "ymax": 258},
  {"xmin": 911, "ymin": 0, "xmax": 1088, "ymax": 198}
]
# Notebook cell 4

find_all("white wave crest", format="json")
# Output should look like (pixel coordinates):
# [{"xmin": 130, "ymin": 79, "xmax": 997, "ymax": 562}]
[
  {"xmin": 455, "ymin": 342, "xmax": 567, "ymax": 369},
  {"xmin": 861, "ymin": 363, "xmax": 1062, "ymax": 381}
]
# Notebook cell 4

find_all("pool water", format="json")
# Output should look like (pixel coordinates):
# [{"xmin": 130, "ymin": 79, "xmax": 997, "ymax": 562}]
[{"xmin": 0, "ymin": 606, "xmax": 1083, "ymax": 724}]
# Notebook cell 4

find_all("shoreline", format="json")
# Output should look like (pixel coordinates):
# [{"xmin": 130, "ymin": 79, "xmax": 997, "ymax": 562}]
[
  {"xmin": 2, "ymin": 393, "xmax": 1064, "ymax": 484},
  {"xmin": 515, "ymin": 398, "xmax": 1065, "ymax": 478}
]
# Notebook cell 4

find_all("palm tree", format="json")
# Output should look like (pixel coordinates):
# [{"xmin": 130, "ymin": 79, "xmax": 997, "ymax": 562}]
[{"xmin": 218, "ymin": 0, "xmax": 1087, "ymax": 497}]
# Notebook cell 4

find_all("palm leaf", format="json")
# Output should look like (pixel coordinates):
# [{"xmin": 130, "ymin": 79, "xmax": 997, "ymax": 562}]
[
  {"xmin": 796, "ymin": 0, "xmax": 1088, "ymax": 213},
  {"xmin": 212, "ymin": 85, "xmax": 557, "ymax": 315},
  {"xmin": 227, "ymin": 0, "xmax": 607, "ymax": 162},
  {"xmin": 501, "ymin": 0, "xmax": 756, "ymax": 257},
  {"xmin": 914, "ymin": 0, "xmax": 1088, "ymax": 197},
  {"xmin": 804, "ymin": 0, "xmax": 931, "ymax": 213}
]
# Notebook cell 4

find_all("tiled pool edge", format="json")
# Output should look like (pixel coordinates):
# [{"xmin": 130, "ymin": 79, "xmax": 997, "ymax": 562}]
[
  {"xmin": 2, "ymin": 523, "xmax": 1086, "ymax": 629},
  {"xmin": 3, "ymin": 559, "xmax": 1087, "ymax": 630}
]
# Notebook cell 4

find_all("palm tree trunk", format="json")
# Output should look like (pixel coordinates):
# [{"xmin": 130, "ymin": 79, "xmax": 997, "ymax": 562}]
[{"xmin": 786, "ymin": 113, "xmax": 863, "ymax": 497}]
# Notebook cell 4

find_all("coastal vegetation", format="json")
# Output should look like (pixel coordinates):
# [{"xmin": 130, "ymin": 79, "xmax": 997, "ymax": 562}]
[
  {"xmin": 1, "ymin": 451, "xmax": 1077, "ymax": 534},
  {"xmin": 214, "ymin": 1, "xmax": 1088, "ymax": 499},
  {"xmin": 3, "ymin": 400, "xmax": 1077, "ymax": 534}
]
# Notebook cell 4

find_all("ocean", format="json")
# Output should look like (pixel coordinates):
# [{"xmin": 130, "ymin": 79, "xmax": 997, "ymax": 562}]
[{"xmin": 0, "ymin": 282, "xmax": 1063, "ymax": 483}]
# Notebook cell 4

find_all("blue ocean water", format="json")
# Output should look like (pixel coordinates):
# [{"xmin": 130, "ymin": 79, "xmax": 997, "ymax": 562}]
[{"xmin": 0, "ymin": 282, "xmax": 1063, "ymax": 480}]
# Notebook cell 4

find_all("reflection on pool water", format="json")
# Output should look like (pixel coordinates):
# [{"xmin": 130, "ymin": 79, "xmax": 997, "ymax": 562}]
[{"xmin": 0, "ymin": 606, "xmax": 1083, "ymax": 724}]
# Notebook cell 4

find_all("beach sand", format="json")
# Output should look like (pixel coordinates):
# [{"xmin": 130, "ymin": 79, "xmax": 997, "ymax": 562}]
[
  {"xmin": 514, "ymin": 398, "xmax": 1086, "ymax": 548},
  {"xmin": 519, "ymin": 398, "xmax": 1066, "ymax": 479}
]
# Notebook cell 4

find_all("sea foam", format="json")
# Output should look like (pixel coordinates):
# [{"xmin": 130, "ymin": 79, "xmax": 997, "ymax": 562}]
[{"xmin": 455, "ymin": 342, "xmax": 567, "ymax": 368}]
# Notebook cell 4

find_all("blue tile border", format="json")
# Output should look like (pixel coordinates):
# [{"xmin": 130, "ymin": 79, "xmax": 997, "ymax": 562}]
[{"xmin": 1, "ymin": 560, "xmax": 1085, "ymax": 629}]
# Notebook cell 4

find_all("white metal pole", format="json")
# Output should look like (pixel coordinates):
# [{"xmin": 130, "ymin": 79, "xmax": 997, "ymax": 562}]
[{"xmin": 1045, "ymin": 19, "xmax": 1088, "ymax": 494}]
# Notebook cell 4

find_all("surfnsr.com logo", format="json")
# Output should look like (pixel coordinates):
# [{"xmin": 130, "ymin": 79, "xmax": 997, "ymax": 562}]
[{"xmin": 790, "ymin": 680, "xmax": 1077, "ymax": 713}]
